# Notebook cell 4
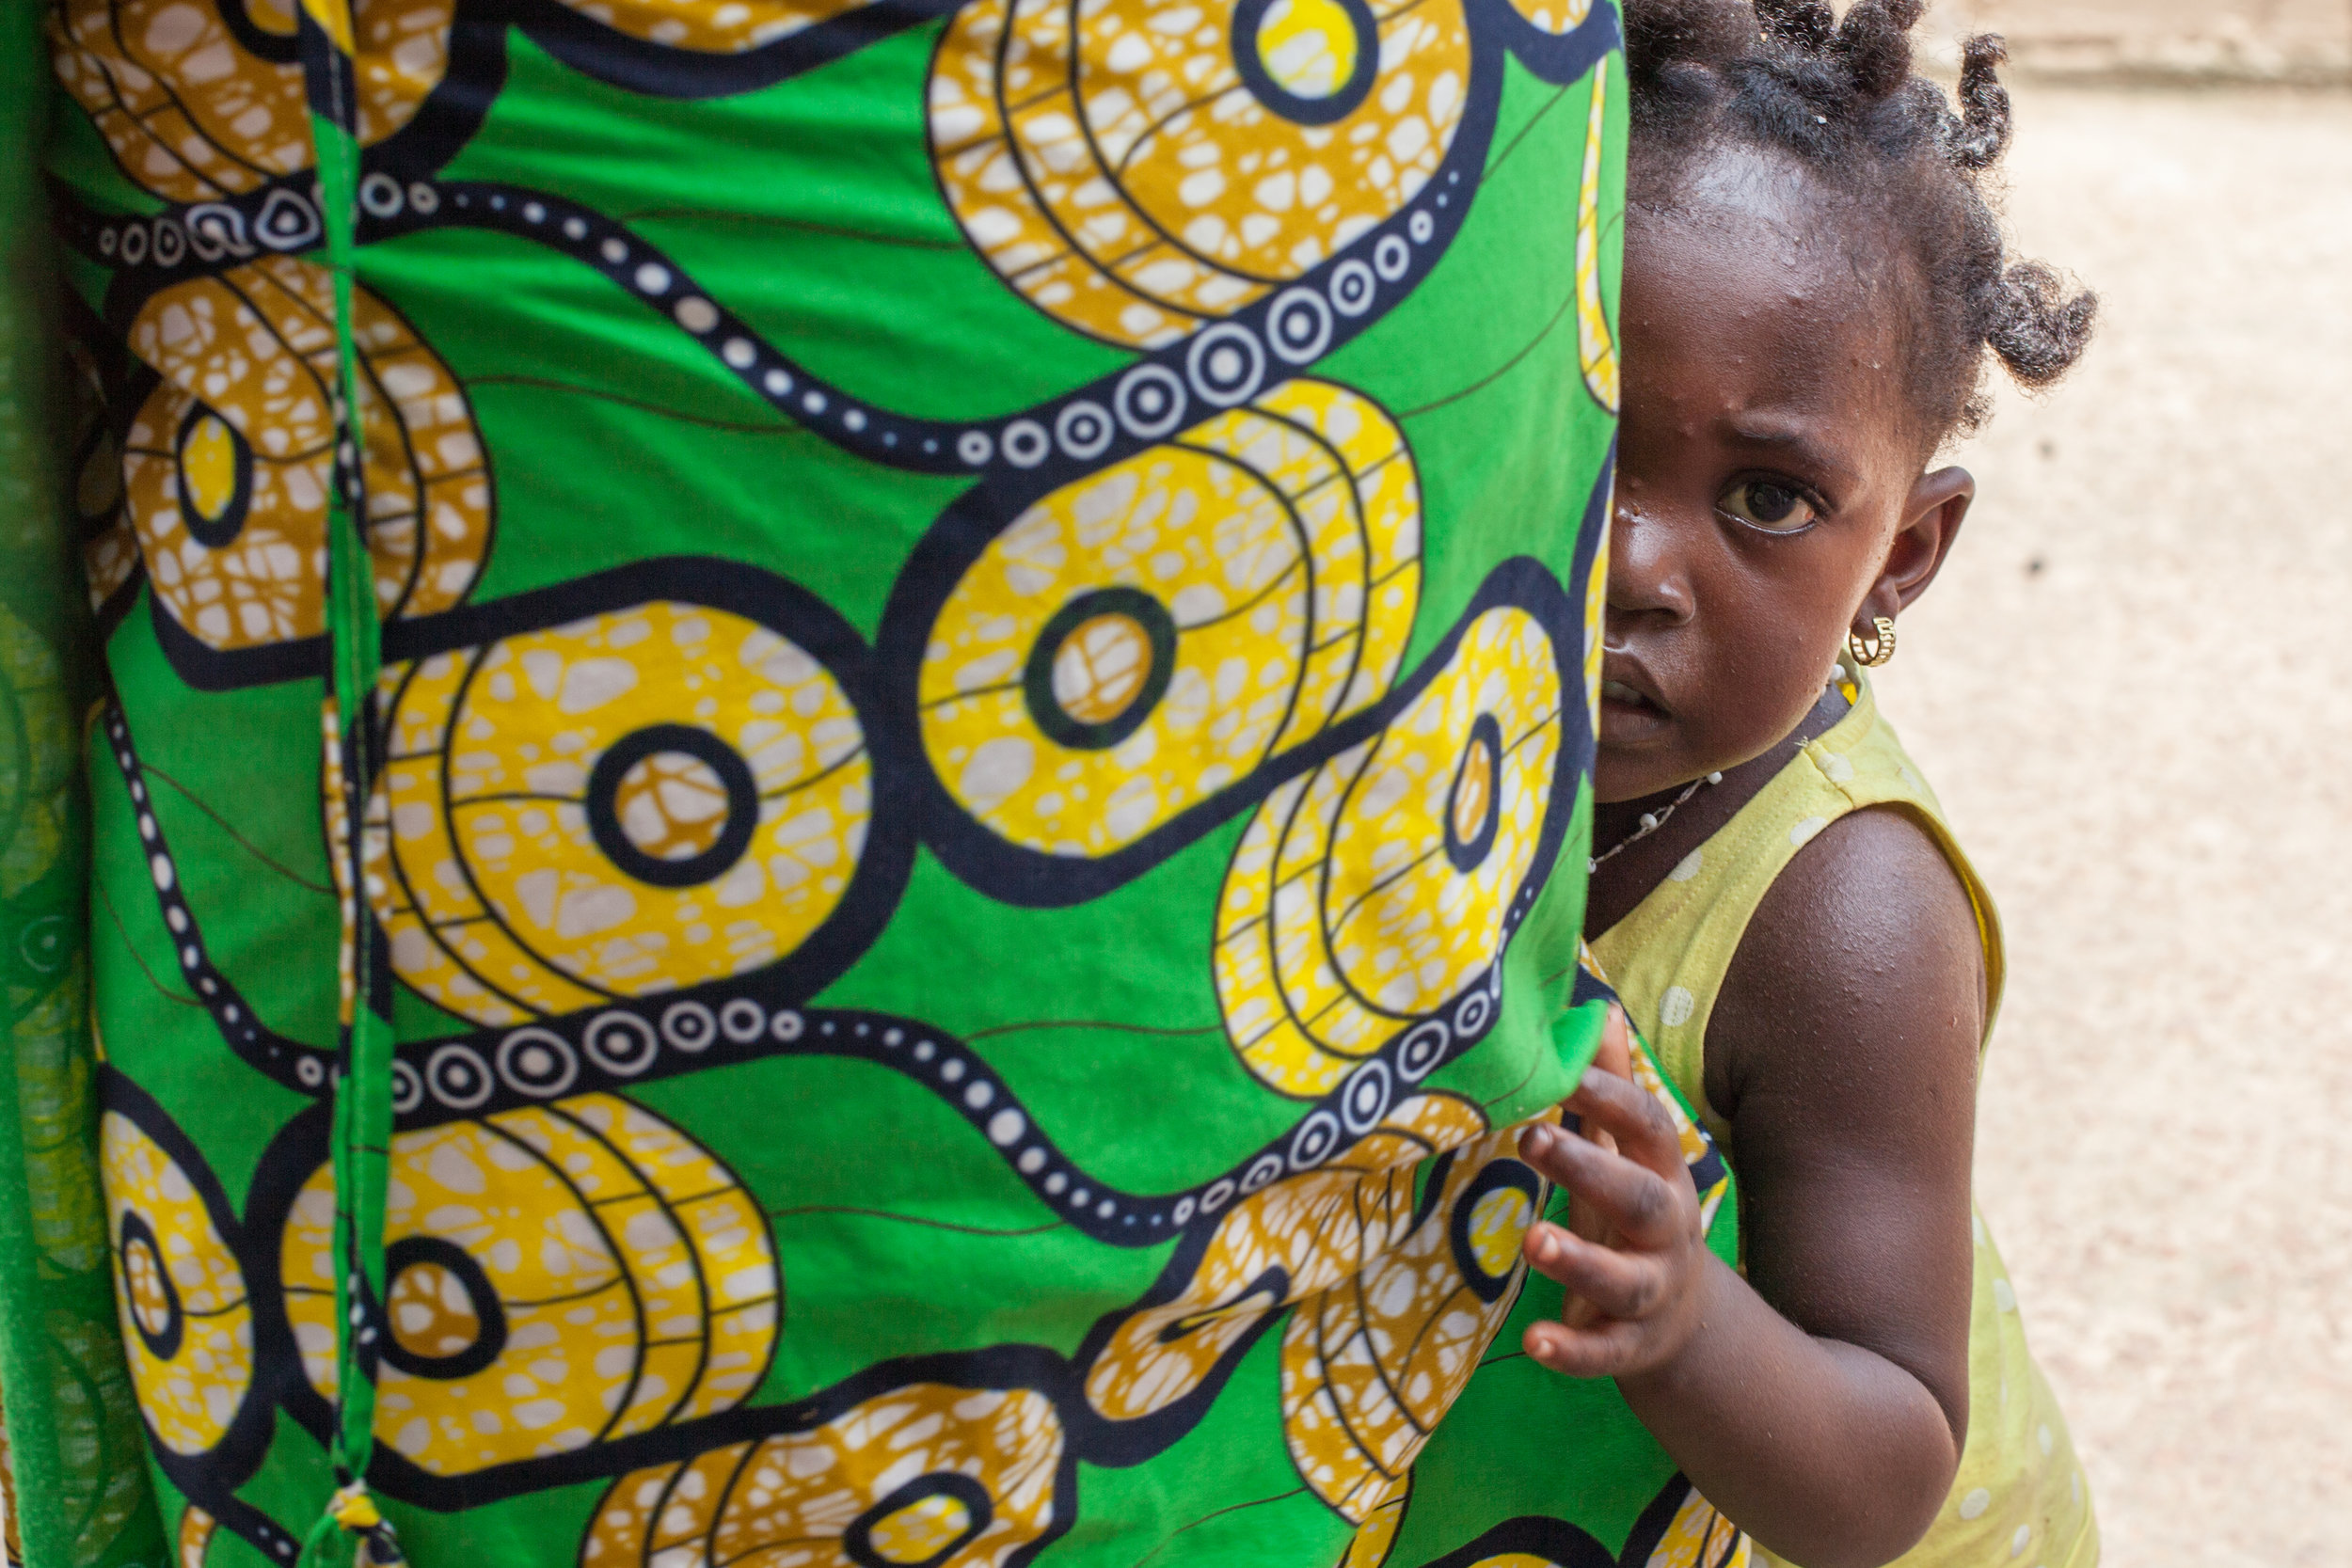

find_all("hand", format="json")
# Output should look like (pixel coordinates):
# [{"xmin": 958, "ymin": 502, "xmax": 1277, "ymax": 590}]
[{"xmin": 1516, "ymin": 1006, "xmax": 1715, "ymax": 1380}]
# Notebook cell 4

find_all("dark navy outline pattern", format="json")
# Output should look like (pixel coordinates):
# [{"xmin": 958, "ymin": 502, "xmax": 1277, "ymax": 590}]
[
  {"xmin": 54, "ymin": 0, "xmax": 1620, "ymax": 696},
  {"xmin": 1412, "ymin": 1473, "xmax": 1742, "ymax": 1568},
  {"xmin": 96, "ymin": 1069, "xmax": 303, "ymax": 1563},
  {"xmin": 108, "ymin": 1026, "xmax": 1724, "ymax": 1546},
  {"xmin": 56, "ymin": 0, "xmax": 1619, "ymax": 488},
  {"xmin": 55, "ymin": 0, "xmax": 1630, "ymax": 1552},
  {"xmin": 98, "ymin": 553, "xmax": 1588, "ymax": 1243},
  {"xmin": 96, "ymin": 702, "xmax": 337, "ymax": 1098},
  {"xmin": 1228, "ymin": 0, "xmax": 1384, "ymax": 128},
  {"xmin": 128, "ymin": 1063, "xmax": 1088, "ymax": 1544},
  {"xmin": 873, "ymin": 396, "xmax": 1490, "ymax": 908},
  {"xmin": 375, "ymin": 557, "xmax": 920, "ymax": 1015},
  {"xmin": 507, "ymin": 0, "xmax": 966, "ymax": 99}
]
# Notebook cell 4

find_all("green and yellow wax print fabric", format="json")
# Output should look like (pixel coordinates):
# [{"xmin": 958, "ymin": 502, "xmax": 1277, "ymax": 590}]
[{"xmin": 0, "ymin": 0, "xmax": 1745, "ymax": 1561}]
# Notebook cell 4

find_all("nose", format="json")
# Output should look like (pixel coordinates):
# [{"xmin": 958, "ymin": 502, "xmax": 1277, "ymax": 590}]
[{"xmin": 1606, "ymin": 486, "xmax": 1692, "ymax": 628}]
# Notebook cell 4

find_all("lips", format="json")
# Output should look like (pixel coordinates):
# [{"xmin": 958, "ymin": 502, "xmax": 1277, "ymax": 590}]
[
  {"xmin": 1599, "ymin": 678, "xmax": 1660, "ymax": 713},
  {"xmin": 1597, "ymin": 657, "xmax": 1669, "ymax": 718},
  {"xmin": 1597, "ymin": 657, "xmax": 1672, "ymax": 745}
]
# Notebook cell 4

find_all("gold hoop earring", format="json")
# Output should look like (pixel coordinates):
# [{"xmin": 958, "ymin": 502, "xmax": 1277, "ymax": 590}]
[{"xmin": 1848, "ymin": 615, "xmax": 1897, "ymax": 668}]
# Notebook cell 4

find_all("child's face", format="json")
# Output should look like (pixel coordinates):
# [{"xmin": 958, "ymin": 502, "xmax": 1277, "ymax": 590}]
[{"xmin": 1598, "ymin": 150, "xmax": 1973, "ymax": 804}]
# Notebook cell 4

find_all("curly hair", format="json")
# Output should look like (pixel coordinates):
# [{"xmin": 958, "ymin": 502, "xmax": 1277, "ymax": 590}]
[{"xmin": 1624, "ymin": 0, "xmax": 2096, "ymax": 446}]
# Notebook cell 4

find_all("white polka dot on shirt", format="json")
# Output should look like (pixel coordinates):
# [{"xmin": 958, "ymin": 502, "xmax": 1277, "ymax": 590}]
[
  {"xmin": 1958, "ymin": 1488, "xmax": 1991, "ymax": 1520},
  {"xmin": 2010, "ymin": 1525, "xmax": 2031, "ymax": 1557},
  {"xmin": 1790, "ymin": 816, "xmax": 1828, "ymax": 847},
  {"xmin": 1994, "ymin": 1277, "xmax": 2018, "ymax": 1312},
  {"xmin": 1669, "ymin": 848, "xmax": 1704, "ymax": 882},
  {"xmin": 1820, "ymin": 750, "xmax": 1855, "ymax": 783},
  {"xmin": 1660, "ymin": 986, "xmax": 1696, "ymax": 1027},
  {"xmin": 2039, "ymin": 1423, "xmax": 2053, "ymax": 1456}
]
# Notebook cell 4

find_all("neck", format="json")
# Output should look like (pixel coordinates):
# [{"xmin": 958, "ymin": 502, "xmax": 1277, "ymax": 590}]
[{"xmin": 1584, "ymin": 679, "xmax": 1854, "ymax": 940}]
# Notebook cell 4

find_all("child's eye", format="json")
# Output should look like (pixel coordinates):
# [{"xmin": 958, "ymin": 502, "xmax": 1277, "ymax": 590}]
[{"xmin": 1719, "ymin": 480, "xmax": 1821, "ymax": 533}]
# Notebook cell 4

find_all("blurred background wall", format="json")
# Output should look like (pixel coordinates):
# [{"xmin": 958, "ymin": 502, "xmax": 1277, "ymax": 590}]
[
  {"xmin": 1931, "ymin": 0, "xmax": 2352, "ymax": 82},
  {"xmin": 1867, "ymin": 7, "xmax": 2350, "ymax": 1564}
]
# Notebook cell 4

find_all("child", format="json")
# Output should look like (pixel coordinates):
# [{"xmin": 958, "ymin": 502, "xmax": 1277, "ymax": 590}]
[{"xmin": 1511, "ymin": 4, "xmax": 2098, "ymax": 1567}]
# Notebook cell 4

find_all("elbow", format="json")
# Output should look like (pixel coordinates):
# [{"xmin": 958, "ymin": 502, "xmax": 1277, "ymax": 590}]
[
  {"xmin": 1771, "ymin": 1435, "xmax": 1963, "ymax": 1568},
  {"xmin": 1839, "ymin": 1368, "xmax": 1969, "ymax": 1568}
]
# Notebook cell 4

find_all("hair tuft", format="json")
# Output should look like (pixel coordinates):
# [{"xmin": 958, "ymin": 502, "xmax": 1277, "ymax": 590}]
[
  {"xmin": 1950, "ymin": 34, "xmax": 2014, "ymax": 169},
  {"xmin": 1622, "ymin": 0, "xmax": 2095, "ymax": 447}
]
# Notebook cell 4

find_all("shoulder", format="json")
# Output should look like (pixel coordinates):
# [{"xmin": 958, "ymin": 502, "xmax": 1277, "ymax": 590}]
[{"xmin": 1708, "ymin": 803, "xmax": 1985, "ymax": 1135}]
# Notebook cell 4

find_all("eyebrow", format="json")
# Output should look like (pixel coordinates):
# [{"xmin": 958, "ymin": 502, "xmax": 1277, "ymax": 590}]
[{"xmin": 1718, "ymin": 417, "xmax": 1862, "ymax": 489}]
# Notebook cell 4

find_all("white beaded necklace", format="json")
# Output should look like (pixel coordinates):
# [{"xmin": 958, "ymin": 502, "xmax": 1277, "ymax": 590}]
[
  {"xmin": 1588, "ymin": 771, "xmax": 1724, "ymax": 874},
  {"xmin": 1587, "ymin": 668, "xmax": 1847, "ymax": 875}
]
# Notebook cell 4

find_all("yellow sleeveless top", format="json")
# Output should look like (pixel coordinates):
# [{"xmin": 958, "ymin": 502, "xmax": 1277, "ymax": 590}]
[{"xmin": 1590, "ymin": 667, "xmax": 2100, "ymax": 1568}]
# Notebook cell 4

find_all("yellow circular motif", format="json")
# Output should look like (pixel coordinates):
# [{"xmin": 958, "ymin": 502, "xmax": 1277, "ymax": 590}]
[
  {"xmin": 1465, "ymin": 1184, "xmax": 1534, "ymax": 1279},
  {"xmin": 1340, "ymin": 1475, "xmax": 1411, "ymax": 1568},
  {"xmin": 283, "ymin": 1094, "xmax": 778, "ymax": 1478},
  {"xmin": 1575, "ymin": 58, "xmax": 1621, "ymax": 414},
  {"xmin": 1215, "ymin": 606, "xmax": 1564, "ymax": 1096},
  {"xmin": 1645, "ymin": 1487, "xmax": 1750, "ymax": 1568},
  {"xmin": 48, "ymin": 0, "xmax": 453, "ymax": 205},
  {"xmin": 1257, "ymin": 0, "xmax": 1360, "ymax": 100},
  {"xmin": 1451, "ymin": 734, "xmax": 1496, "ymax": 847},
  {"xmin": 1282, "ymin": 1118, "xmax": 1549, "ymax": 1522},
  {"xmin": 930, "ymin": 0, "xmax": 1472, "ymax": 347},
  {"xmin": 99, "ymin": 1110, "xmax": 253, "ymax": 1457},
  {"xmin": 1085, "ymin": 1093, "xmax": 1487, "ymax": 1424},
  {"xmin": 608, "ymin": 747, "xmax": 734, "ymax": 863},
  {"xmin": 922, "ymin": 379, "xmax": 1419, "ymax": 860},
  {"xmin": 1502, "ymin": 0, "xmax": 1593, "ymax": 34},
  {"xmin": 383, "ymin": 1254, "xmax": 485, "ymax": 1364},
  {"xmin": 1051, "ymin": 611, "xmax": 1155, "ymax": 727},
  {"xmin": 177, "ymin": 1505, "xmax": 216, "ymax": 1568},
  {"xmin": 122, "ymin": 259, "xmax": 491, "ymax": 657},
  {"xmin": 176, "ymin": 413, "xmax": 241, "ymax": 531},
  {"xmin": 121, "ymin": 1228, "xmax": 174, "ymax": 1340},
  {"xmin": 581, "ymin": 1383, "xmax": 1064, "ymax": 1568},
  {"xmin": 1582, "ymin": 483, "xmax": 1610, "ymax": 733},
  {"xmin": 868, "ymin": 1490, "xmax": 976, "ymax": 1562},
  {"xmin": 545, "ymin": 0, "xmax": 887, "ymax": 54},
  {"xmin": 366, "ymin": 599, "xmax": 869, "ymax": 1024}
]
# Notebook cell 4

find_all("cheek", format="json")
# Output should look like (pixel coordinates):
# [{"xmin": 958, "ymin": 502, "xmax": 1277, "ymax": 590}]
[{"xmin": 1677, "ymin": 562, "xmax": 1851, "ymax": 759}]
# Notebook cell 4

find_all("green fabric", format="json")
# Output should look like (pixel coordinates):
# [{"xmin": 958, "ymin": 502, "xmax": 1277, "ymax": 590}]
[
  {"xmin": 0, "ymin": 4, "xmax": 171, "ymax": 1564},
  {"xmin": 1, "ymin": 1, "xmax": 1745, "ymax": 1563}
]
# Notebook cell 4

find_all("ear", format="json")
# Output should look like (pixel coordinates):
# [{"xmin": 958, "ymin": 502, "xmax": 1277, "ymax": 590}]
[{"xmin": 1855, "ymin": 466, "xmax": 1973, "ymax": 631}]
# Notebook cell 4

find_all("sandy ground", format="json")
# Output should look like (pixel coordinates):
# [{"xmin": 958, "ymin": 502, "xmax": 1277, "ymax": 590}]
[{"xmin": 1864, "ymin": 83, "xmax": 2352, "ymax": 1566}]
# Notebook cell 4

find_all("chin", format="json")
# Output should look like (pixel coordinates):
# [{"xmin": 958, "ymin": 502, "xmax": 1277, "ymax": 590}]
[{"xmin": 1591, "ymin": 749, "xmax": 1690, "ymax": 806}]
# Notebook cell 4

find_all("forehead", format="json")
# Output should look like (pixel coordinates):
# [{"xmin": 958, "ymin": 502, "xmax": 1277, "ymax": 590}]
[
  {"xmin": 1629, "ymin": 146, "xmax": 1904, "ymax": 348},
  {"xmin": 1622, "ymin": 149, "xmax": 1917, "ymax": 455}
]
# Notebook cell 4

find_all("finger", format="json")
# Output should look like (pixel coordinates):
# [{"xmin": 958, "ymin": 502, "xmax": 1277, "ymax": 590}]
[
  {"xmin": 1565, "ymin": 1006, "xmax": 1630, "ymax": 1164},
  {"xmin": 1517, "ymin": 1121, "xmax": 1688, "ymax": 1252},
  {"xmin": 1519, "ymin": 1222, "xmax": 1671, "ymax": 1321},
  {"xmin": 1564, "ymin": 1058, "xmax": 1688, "ymax": 1188},
  {"xmin": 1592, "ymin": 1004, "xmax": 1633, "ymax": 1083},
  {"xmin": 1522, "ymin": 1314, "xmax": 1656, "ymax": 1380},
  {"xmin": 1568, "ymin": 1007, "xmax": 1633, "ymax": 1239}
]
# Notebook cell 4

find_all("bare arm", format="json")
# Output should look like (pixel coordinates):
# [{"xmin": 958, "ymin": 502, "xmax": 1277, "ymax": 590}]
[{"xmin": 1517, "ymin": 807, "xmax": 1980, "ymax": 1568}]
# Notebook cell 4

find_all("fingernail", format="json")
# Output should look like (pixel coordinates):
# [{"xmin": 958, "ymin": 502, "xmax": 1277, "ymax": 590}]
[{"xmin": 1524, "ymin": 1124, "xmax": 1555, "ymax": 1153}]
